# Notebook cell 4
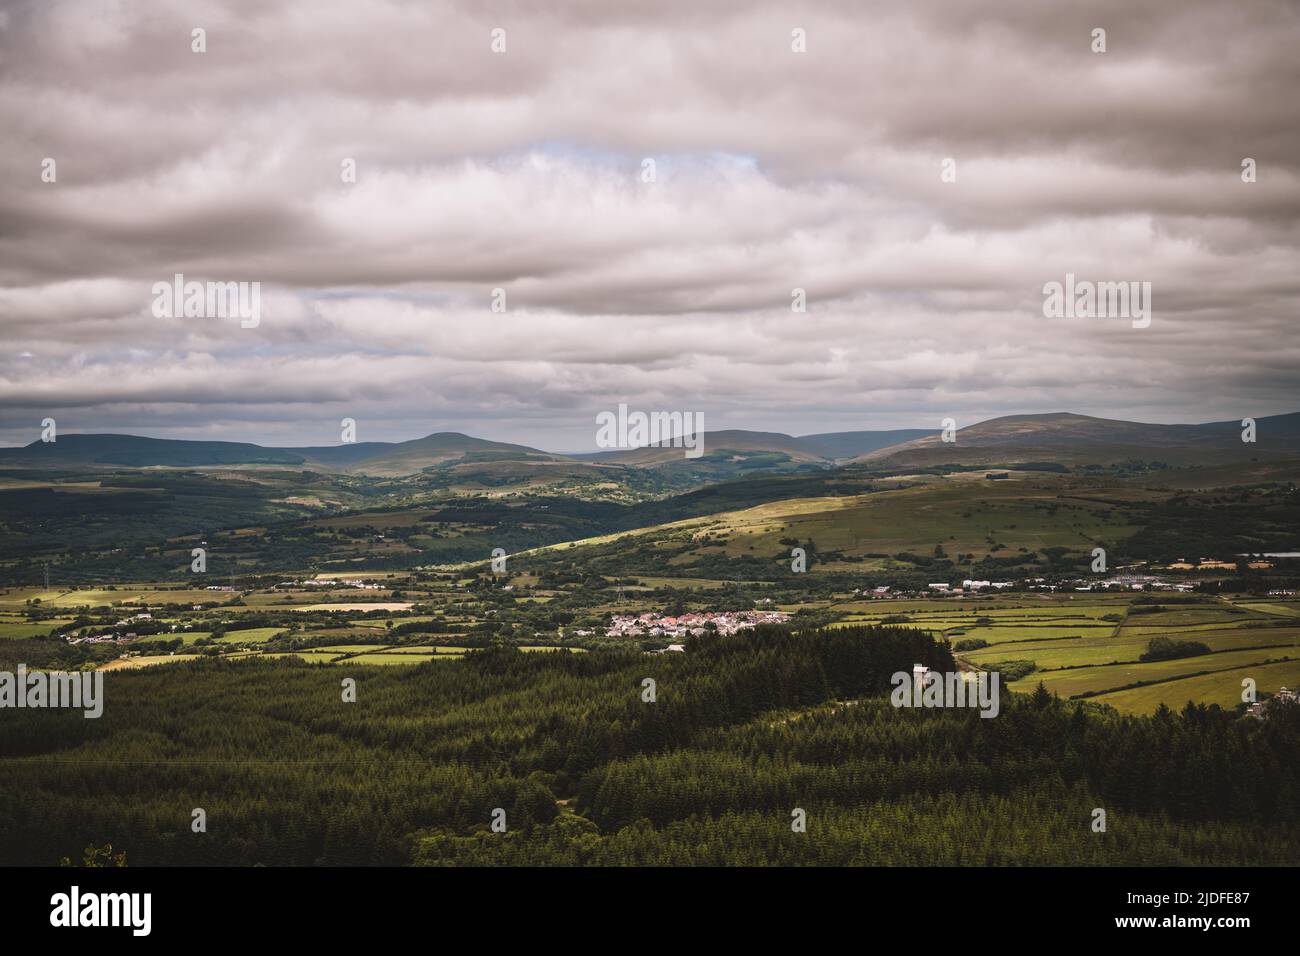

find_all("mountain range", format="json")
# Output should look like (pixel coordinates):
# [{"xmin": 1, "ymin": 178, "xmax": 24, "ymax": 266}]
[{"xmin": 2, "ymin": 412, "xmax": 1297, "ymax": 478}]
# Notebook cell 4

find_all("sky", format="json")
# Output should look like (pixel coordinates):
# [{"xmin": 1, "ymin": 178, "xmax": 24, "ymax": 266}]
[{"xmin": 1, "ymin": 0, "xmax": 1298, "ymax": 452}]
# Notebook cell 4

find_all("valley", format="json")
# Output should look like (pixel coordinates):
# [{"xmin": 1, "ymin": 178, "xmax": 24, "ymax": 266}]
[{"xmin": 2, "ymin": 410, "xmax": 1299, "ymax": 867}]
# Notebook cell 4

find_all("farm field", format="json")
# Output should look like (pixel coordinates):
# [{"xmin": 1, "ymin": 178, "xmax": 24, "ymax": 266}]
[
  {"xmin": 938, "ymin": 624, "xmax": 1113, "ymax": 643},
  {"xmin": 337, "ymin": 652, "xmax": 459, "ymax": 664},
  {"xmin": 258, "ymin": 651, "xmax": 348, "ymax": 663},
  {"xmin": 1087, "ymin": 660, "xmax": 1300, "ymax": 712},
  {"xmin": 359, "ymin": 645, "xmax": 471, "ymax": 654},
  {"xmin": 214, "ymin": 627, "xmax": 289, "ymax": 644},
  {"xmin": 1236, "ymin": 602, "xmax": 1300, "ymax": 618},
  {"xmin": 87, "ymin": 642, "xmax": 576, "ymax": 668},
  {"xmin": 349, "ymin": 616, "xmax": 438, "ymax": 628},
  {"xmin": 870, "ymin": 594, "xmax": 1300, "ymax": 715},
  {"xmin": 1007, "ymin": 648, "xmax": 1299, "ymax": 699},
  {"xmin": 100, "ymin": 654, "xmax": 204, "ymax": 670},
  {"xmin": 6, "ymin": 570, "xmax": 1298, "ymax": 719},
  {"xmin": 0, "ymin": 618, "xmax": 73, "ymax": 639},
  {"xmin": 963, "ymin": 626, "xmax": 1300, "ymax": 671},
  {"xmin": 1117, "ymin": 620, "xmax": 1273, "ymax": 635},
  {"xmin": 0, "ymin": 587, "xmax": 234, "ymax": 609},
  {"xmin": 290, "ymin": 602, "xmax": 414, "ymax": 612}
]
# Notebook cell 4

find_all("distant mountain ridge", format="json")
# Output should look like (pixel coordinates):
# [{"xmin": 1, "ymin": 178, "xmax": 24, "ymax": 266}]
[
  {"xmin": 0, "ymin": 432, "xmax": 557, "ymax": 476},
  {"xmin": 2, "ymin": 412, "xmax": 1296, "ymax": 476},
  {"xmin": 856, "ymin": 411, "xmax": 1300, "ymax": 467},
  {"xmin": 292, "ymin": 432, "xmax": 559, "ymax": 477},
  {"xmin": 798, "ymin": 428, "xmax": 936, "ymax": 460},
  {"xmin": 0, "ymin": 434, "xmax": 307, "ymax": 468}
]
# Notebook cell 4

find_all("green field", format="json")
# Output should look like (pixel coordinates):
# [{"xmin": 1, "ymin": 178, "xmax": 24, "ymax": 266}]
[
  {"xmin": 213, "ymin": 627, "xmax": 288, "ymax": 644},
  {"xmin": 335, "ymin": 652, "xmax": 458, "ymax": 665},
  {"xmin": 372, "ymin": 645, "xmax": 471, "ymax": 654},
  {"xmin": 1089, "ymin": 659, "xmax": 1300, "ymax": 712},
  {"xmin": 101, "ymin": 654, "xmax": 203, "ymax": 669},
  {"xmin": 0, "ymin": 619, "xmax": 72, "ymax": 639},
  {"xmin": 1235, "ymin": 602, "xmax": 1300, "ymax": 618},
  {"xmin": 916, "ymin": 595, "xmax": 1300, "ymax": 715},
  {"xmin": 967, "ymin": 628, "xmax": 1300, "ymax": 670},
  {"xmin": 1008, "ymin": 648, "xmax": 1298, "ymax": 699}
]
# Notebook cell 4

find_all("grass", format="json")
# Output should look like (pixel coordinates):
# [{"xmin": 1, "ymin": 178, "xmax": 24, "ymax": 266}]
[
  {"xmin": 710, "ymin": 481, "xmax": 1140, "ymax": 563},
  {"xmin": 312, "ymin": 643, "xmax": 395, "ymax": 653},
  {"xmin": 290, "ymin": 602, "xmax": 413, "ymax": 612},
  {"xmin": 348, "ymin": 615, "xmax": 437, "ymax": 628},
  {"xmin": 1118, "ymin": 621, "xmax": 1275, "ymax": 636},
  {"xmin": 213, "ymin": 627, "xmax": 287, "ymax": 644},
  {"xmin": 1089, "ymin": 660, "xmax": 1300, "ymax": 714},
  {"xmin": 332, "ymin": 652, "xmax": 459, "ymax": 665},
  {"xmin": 0, "ymin": 619, "xmax": 73, "ymax": 639},
  {"xmin": 1008, "ymin": 648, "xmax": 1298, "ymax": 699},
  {"xmin": 938, "ymin": 624, "xmax": 1114, "ymax": 643},
  {"xmin": 383, "ymin": 645, "xmax": 471, "ymax": 654},
  {"xmin": 964, "ymin": 628, "xmax": 1300, "ymax": 670},
  {"xmin": 1235, "ymin": 603, "xmax": 1300, "ymax": 618},
  {"xmin": 915, "ymin": 596, "xmax": 1300, "ymax": 708},
  {"xmin": 100, "ymin": 654, "xmax": 203, "ymax": 670}
]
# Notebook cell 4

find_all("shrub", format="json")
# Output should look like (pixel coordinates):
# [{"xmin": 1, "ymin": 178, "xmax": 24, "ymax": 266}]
[{"xmin": 1139, "ymin": 637, "xmax": 1211, "ymax": 662}]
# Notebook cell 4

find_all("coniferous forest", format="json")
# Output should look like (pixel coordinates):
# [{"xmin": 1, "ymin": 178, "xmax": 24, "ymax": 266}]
[{"xmin": 2, "ymin": 625, "xmax": 1297, "ymax": 866}]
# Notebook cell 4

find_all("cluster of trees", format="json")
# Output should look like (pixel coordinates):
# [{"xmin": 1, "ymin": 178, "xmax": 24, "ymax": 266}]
[
  {"xmin": 1122, "ymin": 485, "xmax": 1300, "ymax": 563},
  {"xmin": 1140, "ymin": 636, "xmax": 1212, "ymax": 662},
  {"xmin": 2, "ymin": 624, "xmax": 1297, "ymax": 866}
]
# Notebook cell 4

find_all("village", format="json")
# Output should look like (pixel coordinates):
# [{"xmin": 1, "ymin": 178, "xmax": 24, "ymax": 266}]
[{"xmin": 606, "ymin": 609, "xmax": 791, "ymax": 639}]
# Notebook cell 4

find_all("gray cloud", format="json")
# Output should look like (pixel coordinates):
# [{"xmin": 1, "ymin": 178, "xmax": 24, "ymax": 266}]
[{"xmin": 1, "ymin": 0, "xmax": 1297, "ymax": 449}]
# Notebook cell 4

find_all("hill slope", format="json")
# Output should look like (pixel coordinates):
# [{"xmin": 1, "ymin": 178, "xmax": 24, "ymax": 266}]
[
  {"xmin": 797, "ymin": 428, "xmax": 936, "ymax": 460},
  {"xmin": 857, "ymin": 412, "xmax": 1300, "ymax": 467},
  {"xmin": 578, "ymin": 429, "xmax": 825, "ymax": 466},
  {"xmin": 4, "ymin": 412, "xmax": 1296, "ymax": 478},
  {"xmin": 0, "ymin": 434, "xmax": 305, "ymax": 468},
  {"xmin": 292, "ymin": 432, "xmax": 559, "ymax": 476}
]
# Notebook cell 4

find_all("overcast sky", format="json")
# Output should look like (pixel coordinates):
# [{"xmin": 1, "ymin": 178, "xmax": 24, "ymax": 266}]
[{"xmin": 2, "ymin": 0, "xmax": 1298, "ymax": 451}]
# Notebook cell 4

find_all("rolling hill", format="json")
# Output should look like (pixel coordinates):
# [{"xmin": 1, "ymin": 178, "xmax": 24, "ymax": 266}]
[
  {"xmin": 4, "ymin": 412, "xmax": 1297, "ymax": 481},
  {"xmin": 579, "ymin": 430, "xmax": 827, "ymax": 466},
  {"xmin": 797, "ymin": 428, "xmax": 936, "ymax": 461},
  {"xmin": 856, "ymin": 412, "xmax": 1300, "ymax": 468},
  {"xmin": 575, "ymin": 428, "xmax": 941, "ymax": 468},
  {"xmin": 0, "ymin": 434, "xmax": 306, "ymax": 468},
  {"xmin": 291, "ymin": 432, "xmax": 562, "ymax": 477}
]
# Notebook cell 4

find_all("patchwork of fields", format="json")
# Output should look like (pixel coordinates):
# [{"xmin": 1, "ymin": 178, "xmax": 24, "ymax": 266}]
[
  {"xmin": 106, "ymin": 643, "xmax": 584, "ymax": 668},
  {"xmin": 835, "ymin": 594, "xmax": 1300, "ymax": 714},
  {"xmin": 3, "ymin": 581, "xmax": 1297, "ymax": 715}
]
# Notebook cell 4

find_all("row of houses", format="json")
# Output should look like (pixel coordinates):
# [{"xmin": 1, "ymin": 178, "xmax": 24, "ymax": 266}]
[
  {"xmin": 277, "ymin": 579, "xmax": 384, "ymax": 590},
  {"xmin": 1168, "ymin": 557, "xmax": 1274, "ymax": 571},
  {"xmin": 66, "ymin": 633, "xmax": 134, "ymax": 645},
  {"xmin": 607, "ymin": 610, "xmax": 791, "ymax": 638},
  {"xmin": 925, "ymin": 581, "xmax": 1015, "ymax": 595}
]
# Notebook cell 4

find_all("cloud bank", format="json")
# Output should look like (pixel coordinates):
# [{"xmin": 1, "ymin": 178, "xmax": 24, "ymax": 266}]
[{"xmin": 2, "ymin": 0, "xmax": 1298, "ymax": 450}]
